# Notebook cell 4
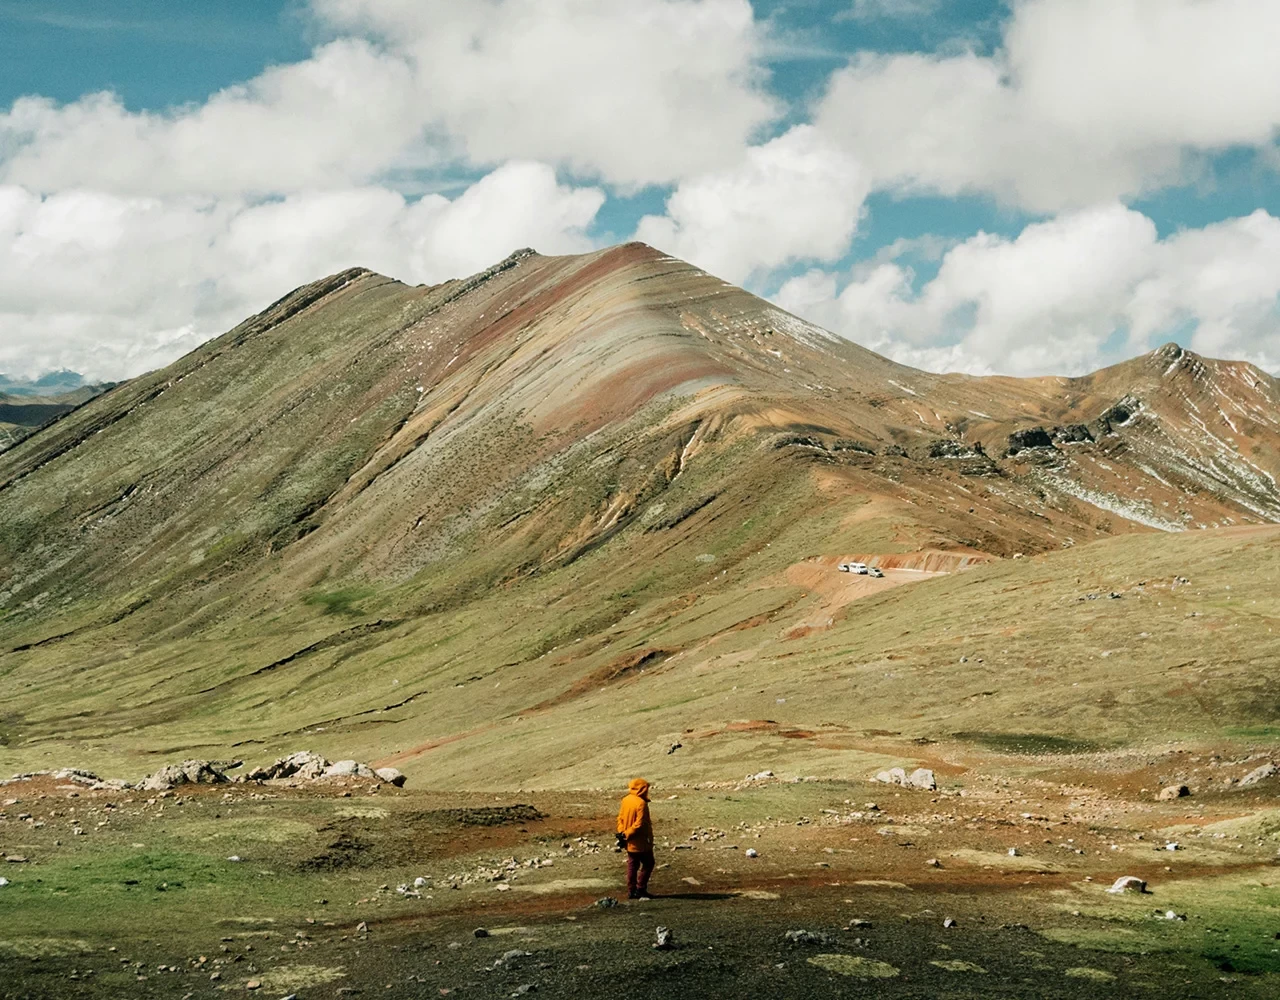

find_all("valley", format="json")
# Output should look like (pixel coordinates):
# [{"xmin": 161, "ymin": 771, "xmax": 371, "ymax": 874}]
[{"xmin": 1, "ymin": 243, "xmax": 1278, "ymax": 997}]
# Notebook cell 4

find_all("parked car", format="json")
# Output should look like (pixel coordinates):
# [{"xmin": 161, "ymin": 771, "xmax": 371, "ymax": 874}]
[{"xmin": 868, "ymin": 567, "xmax": 884, "ymax": 578}]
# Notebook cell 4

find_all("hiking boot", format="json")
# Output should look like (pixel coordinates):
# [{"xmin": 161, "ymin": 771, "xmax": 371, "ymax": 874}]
[{"xmin": 628, "ymin": 889, "xmax": 641, "ymax": 899}]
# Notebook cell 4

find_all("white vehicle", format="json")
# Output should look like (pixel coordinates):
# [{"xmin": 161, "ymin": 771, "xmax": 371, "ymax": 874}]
[
  {"xmin": 868, "ymin": 567, "xmax": 884, "ymax": 578},
  {"xmin": 838, "ymin": 562, "xmax": 869, "ymax": 575}
]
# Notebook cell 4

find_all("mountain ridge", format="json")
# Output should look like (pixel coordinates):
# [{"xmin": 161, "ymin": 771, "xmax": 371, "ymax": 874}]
[{"xmin": 0, "ymin": 241, "xmax": 1277, "ymax": 780}]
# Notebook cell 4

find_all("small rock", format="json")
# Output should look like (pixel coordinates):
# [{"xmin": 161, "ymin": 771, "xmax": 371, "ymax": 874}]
[
  {"xmin": 745, "ymin": 848, "xmax": 759, "ymax": 859},
  {"xmin": 474, "ymin": 928, "xmax": 490, "ymax": 938},
  {"xmin": 926, "ymin": 858, "xmax": 942, "ymax": 868},
  {"xmin": 355, "ymin": 921, "xmax": 368, "ymax": 933},
  {"xmin": 1158, "ymin": 784, "xmax": 1190, "ymax": 801},
  {"xmin": 511, "ymin": 987, "xmax": 536, "ymax": 997},
  {"xmin": 4, "ymin": 855, "xmax": 27, "ymax": 863},
  {"xmin": 783, "ymin": 929, "xmax": 835, "ymax": 946},
  {"xmin": 1107, "ymin": 876, "xmax": 1148, "ymax": 894},
  {"xmin": 1165, "ymin": 842, "xmax": 1181, "ymax": 852},
  {"xmin": 1007, "ymin": 848, "xmax": 1020, "ymax": 857},
  {"xmin": 414, "ymin": 877, "xmax": 428, "ymax": 888},
  {"xmin": 245, "ymin": 980, "xmax": 261, "ymax": 991},
  {"xmin": 594, "ymin": 897, "xmax": 619, "ymax": 909},
  {"xmin": 943, "ymin": 918, "xmax": 957, "ymax": 929},
  {"xmin": 653, "ymin": 927, "xmax": 675, "ymax": 951},
  {"xmin": 0, "ymin": 877, "xmax": 10, "ymax": 887}
]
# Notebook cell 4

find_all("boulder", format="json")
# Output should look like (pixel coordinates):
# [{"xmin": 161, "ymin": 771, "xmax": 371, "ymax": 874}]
[
  {"xmin": 245, "ymin": 751, "xmax": 329, "ymax": 781},
  {"xmin": 324, "ymin": 760, "xmax": 377, "ymax": 779},
  {"xmin": 1158, "ymin": 784, "xmax": 1190, "ymax": 801},
  {"xmin": 1238, "ymin": 763, "xmax": 1277, "ymax": 788},
  {"xmin": 907, "ymin": 768, "xmax": 937, "ymax": 791},
  {"xmin": 374, "ymin": 767, "xmax": 406, "ymax": 787},
  {"xmin": 1107, "ymin": 876, "xmax": 1147, "ymax": 894},
  {"xmin": 139, "ymin": 759, "xmax": 230, "ymax": 791}
]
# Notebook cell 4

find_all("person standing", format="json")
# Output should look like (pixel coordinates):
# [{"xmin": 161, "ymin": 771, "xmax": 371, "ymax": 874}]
[{"xmin": 615, "ymin": 777, "xmax": 655, "ymax": 899}]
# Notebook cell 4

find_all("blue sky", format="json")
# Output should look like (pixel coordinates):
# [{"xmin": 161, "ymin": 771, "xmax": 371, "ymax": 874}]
[{"xmin": 1, "ymin": 0, "xmax": 1277, "ymax": 380}]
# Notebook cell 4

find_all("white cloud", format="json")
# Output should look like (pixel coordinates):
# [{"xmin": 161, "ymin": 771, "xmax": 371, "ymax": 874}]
[
  {"xmin": 1, "ymin": 1, "xmax": 775, "ymax": 198},
  {"xmin": 0, "ymin": 164, "xmax": 603, "ymax": 380},
  {"xmin": 1, "ymin": 40, "xmax": 427, "ymax": 197},
  {"xmin": 314, "ymin": 0, "xmax": 776, "ymax": 187},
  {"xmin": 776, "ymin": 205, "xmax": 1280, "ymax": 376},
  {"xmin": 634, "ymin": 125, "xmax": 868, "ymax": 284},
  {"xmin": 816, "ymin": 0, "xmax": 1280, "ymax": 210}
]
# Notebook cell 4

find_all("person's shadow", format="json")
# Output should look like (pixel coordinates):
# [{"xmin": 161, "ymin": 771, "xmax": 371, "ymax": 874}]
[{"xmin": 640, "ymin": 891, "xmax": 737, "ymax": 901}]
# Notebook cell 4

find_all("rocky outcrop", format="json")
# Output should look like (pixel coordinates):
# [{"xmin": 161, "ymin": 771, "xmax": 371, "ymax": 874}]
[
  {"xmin": 1005, "ymin": 427, "xmax": 1056, "ymax": 456},
  {"xmin": 245, "ymin": 751, "xmax": 329, "ymax": 781},
  {"xmin": 139, "ymin": 759, "xmax": 239, "ymax": 791},
  {"xmin": 245, "ymin": 751, "xmax": 407, "ymax": 786}
]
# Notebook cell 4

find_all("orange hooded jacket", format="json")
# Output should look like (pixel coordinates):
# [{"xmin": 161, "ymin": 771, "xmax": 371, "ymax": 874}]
[{"xmin": 616, "ymin": 778, "xmax": 653, "ymax": 853}]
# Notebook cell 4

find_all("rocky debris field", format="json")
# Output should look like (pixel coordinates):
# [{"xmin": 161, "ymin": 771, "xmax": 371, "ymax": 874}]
[
  {"xmin": 3, "ymin": 751, "xmax": 406, "ymax": 795},
  {"xmin": 2, "ymin": 744, "xmax": 1279, "ymax": 998}
]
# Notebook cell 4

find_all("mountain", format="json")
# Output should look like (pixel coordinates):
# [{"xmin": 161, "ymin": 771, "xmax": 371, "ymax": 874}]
[
  {"xmin": 1, "ymin": 243, "xmax": 1277, "ymax": 781},
  {"xmin": 0, "ymin": 382, "xmax": 114, "ymax": 453}
]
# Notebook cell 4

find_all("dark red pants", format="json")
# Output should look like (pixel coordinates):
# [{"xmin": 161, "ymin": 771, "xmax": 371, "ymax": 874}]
[{"xmin": 626, "ymin": 850, "xmax": 654, "ymax": 893}]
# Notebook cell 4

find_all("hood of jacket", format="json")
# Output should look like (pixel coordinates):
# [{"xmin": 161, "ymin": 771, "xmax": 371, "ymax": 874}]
[{"xmin": 628, "ymin": 778, "xmax": 650, "ymax": 800}]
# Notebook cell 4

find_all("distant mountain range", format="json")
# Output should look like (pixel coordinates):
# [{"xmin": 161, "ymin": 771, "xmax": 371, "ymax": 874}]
[
  {"xmin": 0, "ymin": 372, "xmax": 114, "ymax": 452},
  {"xmin": 0, "ymin": 370, "xmax": 93, "ymax": 396}
]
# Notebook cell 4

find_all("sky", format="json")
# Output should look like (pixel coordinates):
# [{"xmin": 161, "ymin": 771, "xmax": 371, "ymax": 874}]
[{"xmin": 0, "ymin": 0, "xmax": 1278, "ymax": 381}]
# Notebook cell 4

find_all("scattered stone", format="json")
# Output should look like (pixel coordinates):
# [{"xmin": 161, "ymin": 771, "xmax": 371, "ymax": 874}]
[
  {"xmin": 931, "ymin": 960, "xmax": 987, "ymax": 973},
  {"xmin": 511, "ymin": 987, "xmax": 536, "ymax": 996},
  {"xmin": 355, "ymin": 921, "xmax": 368, "ymax": 934},
  {"xmin": 4, "ymin": 855, "xmax": 27, "ymax": 863},
  {"xmin": 245, "ymin": 980, "xmax": 261, "ymax": 991},
  {"xmin": 1158, "ymin": 785, "xmax": 1190, "ymax": 801},
  {"xmin": 784, "ymin": 930, "xmax": 836, "ymax": 946},
  {"xmin": 474, "ymin": 928, "xmax": 490, "ymax": 938},
  {"xmin": 746, "ymin": 770, "xmax": 774, "ymax": 782},
  {"xmin": 1238, "ymin": 763, "xmax": 1277, "ymax": 788},
  {"xmin": 653, "ymin": 927, "xmax": 675, "ymax": 951},
  {"xmin": 1007, "ymin": 847, "xmax": 1020, "ymax": 857},
  {"xmin": 745, "ymin": 849, "xmax": 759, "ymax": 859},
  {"xmin": 594, "ymin": 897, "xmax": 619, "ymax": 909},
  {"xmin": 0, "ymin": 877, "xmax": 9, "ymax": 887},
  {"xmin": 1165, "ymin": 842, "xmax": 1181, "ymax": 852},
  {"xmin": 942, "ymin": 918, "xmax": 957, "ymax": 929},
  {"xmin": 1157, "ymin": 910, "xmax": 1187, "ymax": 921},
  {"xmin": 667, "ymin": 743, "xmax": 682, "ymax": 755},
  {"xmin": 1107, "ymin": 876, "xmax": 1148, "ymax": 894},
  {"xmin": 373, "ymin": 767, "xmax": 406, "ymax": 787},
  {"xmin": 226, "ymin": 856, "xmax": 243, "ymax": 862},
  {"xmin": 414, "ymin": 877, "xmax": 428, "ymax": 888},
  {"xmin": 926, "ymin": 858, "xmax": 942, "ymax": 868}
]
